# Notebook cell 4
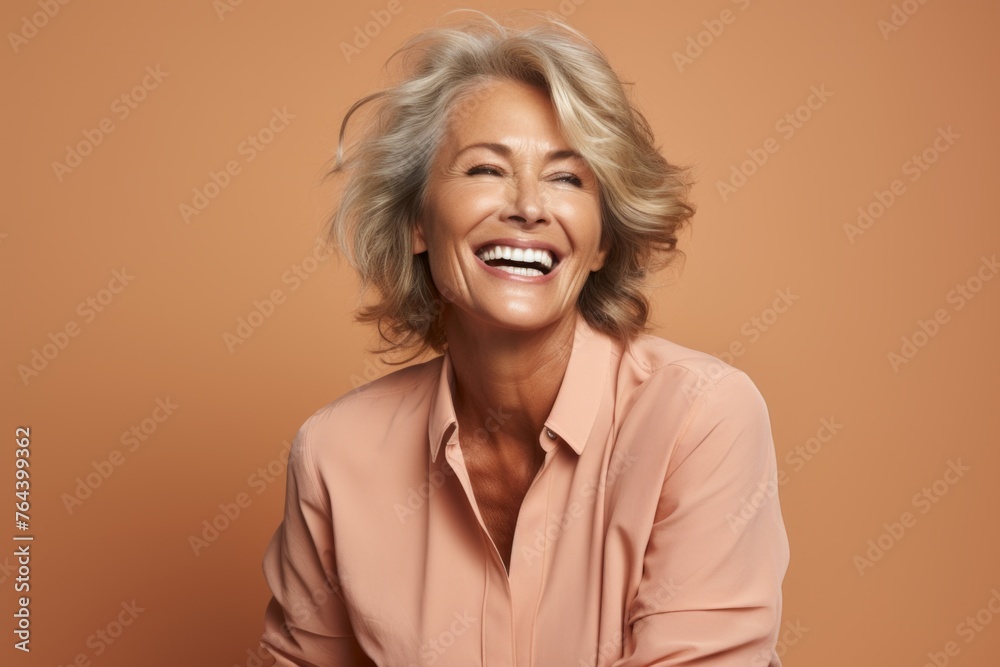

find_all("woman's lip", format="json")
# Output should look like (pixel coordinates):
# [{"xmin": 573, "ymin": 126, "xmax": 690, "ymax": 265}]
[{"xmin": 473, "ymin": 252, "xmax": 559, "ymax": 283}]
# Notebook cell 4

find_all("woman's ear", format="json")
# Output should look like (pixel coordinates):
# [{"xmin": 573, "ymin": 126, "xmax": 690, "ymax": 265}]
[
  {"xmin": 590, "ymin": 235, "xmax": 610, "ymax": 272},
  {"xmin": 591, "ymin": 246, "xmax": 609, "ymax": 272},
  {"xmin": 411, "ymin": 216, "xmax": 427, "ymax": 254}
]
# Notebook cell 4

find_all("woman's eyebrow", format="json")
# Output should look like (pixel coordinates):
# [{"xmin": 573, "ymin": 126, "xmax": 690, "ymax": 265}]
[{"xmin": 454, "ymin": 142, "xmax": 584, "ymax": 163}]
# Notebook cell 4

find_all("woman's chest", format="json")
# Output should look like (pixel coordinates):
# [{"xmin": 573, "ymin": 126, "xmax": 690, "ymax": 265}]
[
  {"xmin": 460, "ymin": 439, "xmax": 545, "ymax": 570},
  {"xmin": 325, "ymin": 426, "xmax": 668, "ymax": 666}
]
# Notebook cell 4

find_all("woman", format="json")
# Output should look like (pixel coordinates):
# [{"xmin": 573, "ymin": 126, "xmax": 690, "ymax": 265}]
[{"xmin": 260, "ymin": 10, "xmax": 789, "ymax": 666}]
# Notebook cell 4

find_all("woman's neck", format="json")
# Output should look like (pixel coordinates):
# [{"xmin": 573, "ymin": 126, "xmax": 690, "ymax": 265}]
[{"xmin": 444, "ymin": 310, "xmax": 577, "ymax": 451}]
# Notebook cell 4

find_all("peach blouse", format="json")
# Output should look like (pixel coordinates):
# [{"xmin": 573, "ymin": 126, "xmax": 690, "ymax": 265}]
[{"xmin": 260, "ymin": 311, "xmax": 790, "ymax": 666}]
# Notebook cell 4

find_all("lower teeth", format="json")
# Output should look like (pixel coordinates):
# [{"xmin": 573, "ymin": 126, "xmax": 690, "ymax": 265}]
[{"xmin": 497, "ymin": 265, "xmax": 543, "ymax": 277}]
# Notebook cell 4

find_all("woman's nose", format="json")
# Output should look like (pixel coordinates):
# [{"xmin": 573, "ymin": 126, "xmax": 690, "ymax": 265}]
[{"xmin": 501, "ymin": 176, "xmax": 548, "ymax": 226}]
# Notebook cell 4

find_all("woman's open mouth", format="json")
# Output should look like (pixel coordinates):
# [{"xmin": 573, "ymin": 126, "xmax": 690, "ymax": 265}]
[{"xmin": 474, "ymin": 244, "xmax": 559, "ymax": 277}]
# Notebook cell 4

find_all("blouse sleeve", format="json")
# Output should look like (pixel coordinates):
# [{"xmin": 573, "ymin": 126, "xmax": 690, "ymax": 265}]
[
  {"xmin": 612, "ymin": 368, "xmax": 791, "ymax": 667},
  {"xmin": 260, "ymin": 417, "xmax": 376, "ymax": 666}
]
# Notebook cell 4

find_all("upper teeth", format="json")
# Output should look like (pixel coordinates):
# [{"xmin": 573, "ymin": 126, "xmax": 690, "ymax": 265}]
[{"xmin": 476, "ymin": 245, "xmax": 555, "ymax": 269}]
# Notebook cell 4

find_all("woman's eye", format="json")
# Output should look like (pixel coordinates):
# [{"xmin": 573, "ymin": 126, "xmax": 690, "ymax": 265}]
[
  {"xmin": 466, "ymin": 165, "xmax": 582, "ymax": 187},
  {"xmin": 554, "ymin": 173, "xmax": 583, "ymax": 187},
  {"xmin": 467, "ymin": 165, "xmax": 503, "ymax": 176}
]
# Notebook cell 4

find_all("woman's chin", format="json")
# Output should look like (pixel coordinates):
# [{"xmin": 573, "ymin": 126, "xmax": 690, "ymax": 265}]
[{"xmin": 455, "ymin": 306, "xmax": 572, "ymax": 335}]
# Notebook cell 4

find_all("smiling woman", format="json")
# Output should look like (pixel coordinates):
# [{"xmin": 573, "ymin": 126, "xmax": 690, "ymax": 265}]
[
  {"xmin": 412, "ymin": 79, "xmax": 608, "ymax": 343},
  {"xmin": 259, "ymin": 9, "xmax": 790, "ymax": 667}
]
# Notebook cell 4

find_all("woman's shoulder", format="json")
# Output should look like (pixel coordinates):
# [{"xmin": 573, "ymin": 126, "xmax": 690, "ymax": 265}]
[
  {"xmin": 621, "ymin": 330, "xmax": 755, "ymax": 400},
  {"xmin": 298, "ymin": 354, "xmax": 444, "ymax": 436},
  {"xmin": 616, "ymin": 333, "xmax": 772, "ymax": 455}
]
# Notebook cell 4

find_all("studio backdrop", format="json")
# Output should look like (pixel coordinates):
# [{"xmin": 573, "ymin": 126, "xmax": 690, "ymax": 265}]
[{"xmin": 3, "ymin": 0, "xmax": 998, "ymax": 665}]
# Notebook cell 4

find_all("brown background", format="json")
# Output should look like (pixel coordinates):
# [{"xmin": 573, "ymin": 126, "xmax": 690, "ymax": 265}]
[{"xmin": 3, "ymin": 0, "xmax": 999, "ymax": 665}]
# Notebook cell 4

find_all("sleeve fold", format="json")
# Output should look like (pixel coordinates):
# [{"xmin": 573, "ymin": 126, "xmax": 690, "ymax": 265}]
[
  {"xmin": 612, "ymin": 369, "xmax": 790, "ymax": 667},
  {"xmin": 260, "ymin": 418, "xmax": 377, "ymax": 667}
]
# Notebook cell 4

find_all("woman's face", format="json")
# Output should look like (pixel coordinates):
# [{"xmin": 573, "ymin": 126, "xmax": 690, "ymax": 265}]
[{"xmin": 413, "ymin": 78, "xmax": 607, "ymax": 336}]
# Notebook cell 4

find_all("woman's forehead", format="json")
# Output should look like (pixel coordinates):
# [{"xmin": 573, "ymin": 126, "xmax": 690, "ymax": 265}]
[{"xmin": 443, "ymin": 81, "xmax": 570, "ymax": 155}]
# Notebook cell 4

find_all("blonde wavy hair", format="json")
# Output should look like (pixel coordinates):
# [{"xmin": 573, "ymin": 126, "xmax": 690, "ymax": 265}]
[{"xmin": 324, "ymin": 9, "xmax": 696, "ymax": 363}]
